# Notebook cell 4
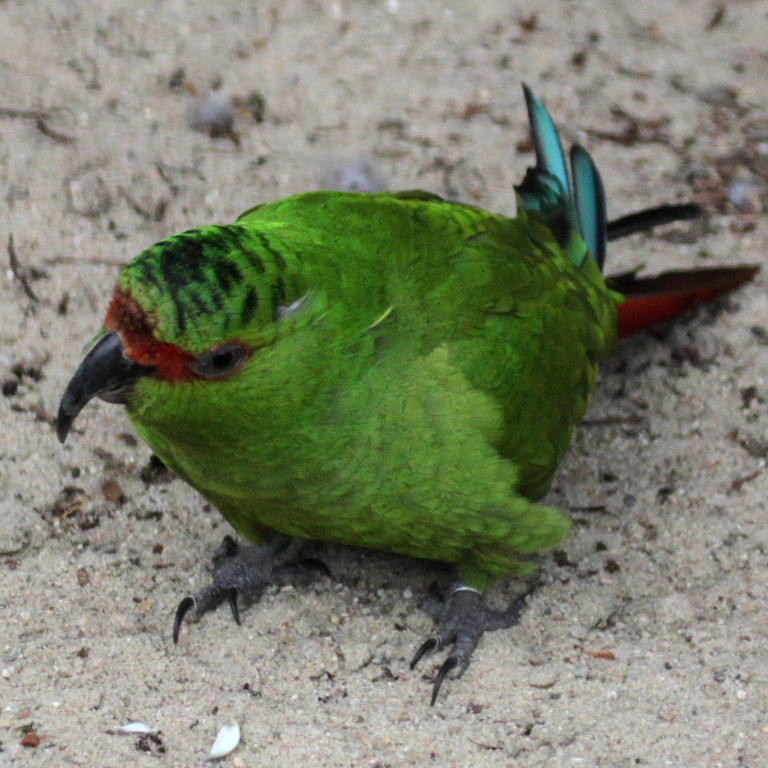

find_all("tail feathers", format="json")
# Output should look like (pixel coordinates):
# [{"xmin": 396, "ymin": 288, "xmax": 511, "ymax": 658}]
[
  {"xmin": 607, "ymin": 203, "xmax": 702, "ymax": 241},
  {"xmin": 610, "ymin": 266, "xmax": 759, "ymax": 337},
  {"xmin": 516, "ymin": 85, "xmax": 606, "ymax": 272}
]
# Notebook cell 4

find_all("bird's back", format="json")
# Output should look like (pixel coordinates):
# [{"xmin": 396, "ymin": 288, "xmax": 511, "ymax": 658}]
[{"xmin": 238, "ymin": 189, "xmax": 618, "ymax": 499}]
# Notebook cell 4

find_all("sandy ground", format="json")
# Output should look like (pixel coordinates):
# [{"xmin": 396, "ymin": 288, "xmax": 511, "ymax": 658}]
[{"xmin": 2, "ymin": 1, "xmax": 768, "ymax": 765}]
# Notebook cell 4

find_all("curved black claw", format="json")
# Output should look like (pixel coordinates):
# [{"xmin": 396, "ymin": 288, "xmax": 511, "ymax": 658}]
[
  {"xmin": 432, "ymin": 655, "xmax": 460, "ymax": 706},
  {"xmin": 173, "ymin": 587, "xmax": 241, "ymax": 644},
  {"xmin": 410, "ymin": 632, "xmax": 471, "ymax": 706},
  {"xmin": 227, "ymin": 587, "xmax": 241, "ymax": 625},
  {"xmin": 173, "ymin": 596, "xmax": 195, "ymax": 644},
  {"xmin": 410, "ymin": 637, "xmax": 438, "ymax": 670},
  {"xmin": 410, "ymin": 585, "xmax": 535, "ymax": 705}
]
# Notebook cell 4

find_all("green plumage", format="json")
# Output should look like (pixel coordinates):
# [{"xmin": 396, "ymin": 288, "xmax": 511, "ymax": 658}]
[
  {"xmin": 122, "ymin": 183, "xmax": 617, "ymax": 590},
  {"xmin": 54, "ymin": 86, "xmax": 755, "ymax": 699}
]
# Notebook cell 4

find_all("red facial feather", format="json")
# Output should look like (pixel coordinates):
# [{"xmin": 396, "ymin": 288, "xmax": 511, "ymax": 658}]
[{"xmin": 105, "ymin": 288, "xmax": 197, "ymax": 382}]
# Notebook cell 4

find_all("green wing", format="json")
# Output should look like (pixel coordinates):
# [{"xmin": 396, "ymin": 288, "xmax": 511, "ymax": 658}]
[
  {"xmin": 120, "ymin": 89, "xmax": 617, "ymax": 586},
  {"xmin": 238, "ymin": 189, "xmax": 616, "ymax": 497}
]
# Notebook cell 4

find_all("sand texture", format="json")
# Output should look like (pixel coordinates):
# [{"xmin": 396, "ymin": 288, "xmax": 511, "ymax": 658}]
[{"xmin": 1, "ymin": 1, "xmax": 767, "ymax": 765}]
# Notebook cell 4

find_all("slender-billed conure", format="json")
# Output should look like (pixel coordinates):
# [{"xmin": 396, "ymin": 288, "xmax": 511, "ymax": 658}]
[{"xmin": 57, "ymin": 86, "xmax": 756, "ymax": 704}]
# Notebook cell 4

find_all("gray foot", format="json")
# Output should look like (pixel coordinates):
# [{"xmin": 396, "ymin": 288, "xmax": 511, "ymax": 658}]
[
  {"xmin": 410, "ymin": 584, "xmax": 533, "ymax": 705},
  {"xmin": 172, "ymin": 535, "xmax": 328, "ymax": 643}
]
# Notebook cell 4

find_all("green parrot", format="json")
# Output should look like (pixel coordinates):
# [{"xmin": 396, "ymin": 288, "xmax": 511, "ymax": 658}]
[{"xmin": 57, "ymin": 86, "xmax": 755, "ymax": 704}]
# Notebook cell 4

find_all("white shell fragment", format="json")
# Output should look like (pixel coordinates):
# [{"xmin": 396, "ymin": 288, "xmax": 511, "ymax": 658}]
[
  {"xmin": 209, "ymin": 722, "xmax": 241, "ymax": 759},
  {"xmin": 117, "ymin": 722, "xmax": 155, "ymax": 734}
]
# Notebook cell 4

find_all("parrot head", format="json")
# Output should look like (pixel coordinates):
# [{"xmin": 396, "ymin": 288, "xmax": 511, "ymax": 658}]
[{"xmin": 57, "ymin": 224, "xmax": 301, "ymax": 442}]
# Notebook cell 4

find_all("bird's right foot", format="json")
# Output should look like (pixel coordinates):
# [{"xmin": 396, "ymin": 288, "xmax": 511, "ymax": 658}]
[
  {"xmin": 410, "ymin": 583, "xmax": 535, "ymax": 705},
  {"xmin": 172, "ymin": 535, "xmax": 328, "ymax": 643}
]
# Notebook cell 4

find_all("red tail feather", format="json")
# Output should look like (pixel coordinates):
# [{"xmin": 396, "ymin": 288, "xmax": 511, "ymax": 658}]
[{"xmin": 610, "ymin": 266, "xmax": 759, "ymax": 338}]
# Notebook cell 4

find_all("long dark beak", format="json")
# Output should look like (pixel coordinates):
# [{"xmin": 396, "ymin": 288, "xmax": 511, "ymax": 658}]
[{"xmin": 56, "ymin": 331, "xmax": 154, "ymax": 443}]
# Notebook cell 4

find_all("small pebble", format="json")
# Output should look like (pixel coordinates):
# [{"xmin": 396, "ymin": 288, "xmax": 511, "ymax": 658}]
[
  {"xmin": 67, "ymin": 170, "xmax": 112, "ymax": 217},
  {"xmin": 321, "ymin": 161, "xmax": 387, "ymax": 193},
  {"xmin": 187, "ymin": 93, "xmax": 235, "ymax": 138},
  {"xmin": 728, "ymin": 180, "xmax": 763, "ymax": 214}
]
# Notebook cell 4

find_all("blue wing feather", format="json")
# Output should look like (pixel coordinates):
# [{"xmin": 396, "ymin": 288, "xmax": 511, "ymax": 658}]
[
  {"xmin": 570, "ymin": 144, "xmax": 607, "ymax": 269},
  {"xmin": 516, "ymin": 86, "xmax": 606, "ymax": 273},
  {"xmin": 522, "ymin": 84, "xmax": 571, "ymax": 197}
]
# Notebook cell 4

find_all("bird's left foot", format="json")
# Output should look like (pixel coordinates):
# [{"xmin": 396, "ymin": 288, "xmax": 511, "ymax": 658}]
[
  {"xmin": 410, "ymin": 584, "xmax": 533, "ymax": 705},
  {"xmin": 172, "ymin": 535, "xmax": 328, "ymax": 643}
]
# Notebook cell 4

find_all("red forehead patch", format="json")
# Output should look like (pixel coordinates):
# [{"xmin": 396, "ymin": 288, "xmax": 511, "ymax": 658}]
[{"xmin": 105, "ymin": 288, "xmax": 197, "ymax": 382}]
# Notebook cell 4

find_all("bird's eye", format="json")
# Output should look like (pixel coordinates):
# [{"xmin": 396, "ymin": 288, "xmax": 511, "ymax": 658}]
[{"xmin": 191, "ymin": 342, "xmax": 251, "ymax": 379}]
